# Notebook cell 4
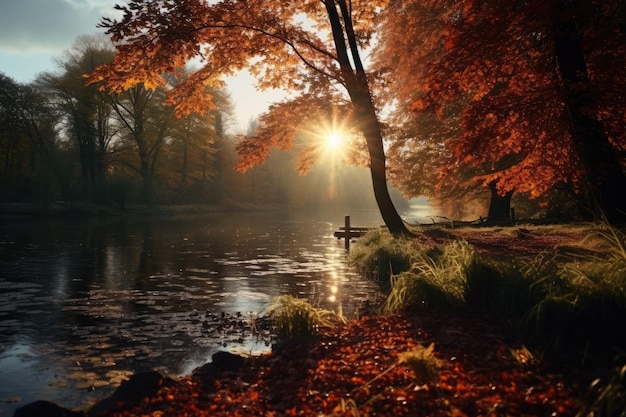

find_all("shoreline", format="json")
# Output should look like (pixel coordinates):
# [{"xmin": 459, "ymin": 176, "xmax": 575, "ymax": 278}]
[
  {"xmin": 14, "ymin": 311, "xmax": 589, "ymax": 417},
  {"xmin": 0, "ymin": 201, "xmax": 280, "ymax": 219}
]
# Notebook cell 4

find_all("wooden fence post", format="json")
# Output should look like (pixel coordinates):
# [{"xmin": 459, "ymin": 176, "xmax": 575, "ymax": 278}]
[{"xmin": 344, "ymin": 215, "xmax": 351, "ymax": 250}]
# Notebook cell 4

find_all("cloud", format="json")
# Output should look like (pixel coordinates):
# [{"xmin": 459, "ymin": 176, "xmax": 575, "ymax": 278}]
[{"xmin": 0, "ymin": 0, "xmax": 118, "ymax": 54}]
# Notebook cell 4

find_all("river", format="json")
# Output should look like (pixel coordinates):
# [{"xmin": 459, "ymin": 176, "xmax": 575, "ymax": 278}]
[{"xmin": 0, "ymin": 205, "xmax": 433, "ymax": 416}]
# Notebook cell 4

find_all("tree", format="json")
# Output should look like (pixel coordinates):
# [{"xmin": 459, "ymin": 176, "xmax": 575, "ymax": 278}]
[
  {"xmin": 0, "ymin": 73, "xmax": 30, "ymax": 198},
  {"xmin": 375, "ymin": 0, "xmax": 626, "ymax": 223},
  {"xmin": 163, "ymin": 91, "xmax": 229, "ymax": 203},
  {"xmin": 549, "ymin": 0, "xmax": 626, "ymax": 222},
  {"xmin": 372, "ymin": 0, "xmax": 514, "ymax": 221},
  {"xmin": 0, "ymin": 73, "xmax": 67, "ymax": 203},
  {"xmin": 107, "ymin": 73, "xmax": 227, "ymax": 206},
  {"xmin": 88, "ymin": 0, "xmax": 413, "ymax": 235},
  {"xmin": 39, "ymin": 35, "xmax": 117, "ymax": 201},
  {"xmin": 108, "ymin": 82, "xmax": 174, "ymax": 206}
]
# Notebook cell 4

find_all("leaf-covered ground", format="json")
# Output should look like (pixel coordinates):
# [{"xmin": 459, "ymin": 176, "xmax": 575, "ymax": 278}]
[{"xmin": 99, "ymin": 311, "xmax": 587, "ymax": 417}]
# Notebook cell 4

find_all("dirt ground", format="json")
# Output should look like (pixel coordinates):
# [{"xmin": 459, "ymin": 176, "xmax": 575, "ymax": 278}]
[{"xmin": 417, "ymin": 223, "xmax": 595, "ymax": 258}]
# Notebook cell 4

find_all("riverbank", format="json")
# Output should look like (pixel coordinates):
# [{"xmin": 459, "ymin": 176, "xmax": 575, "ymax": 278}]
[
  {"xmin": 15, "ymin": 310, "xmax": 589, "ymax": 417},
  {"xmin": 1, "ymin": 209, "xmax": 384, "ymax": 417},
  {"xmin": 11, "ymin": 223, "xmax": 626, "ymax": 416}
]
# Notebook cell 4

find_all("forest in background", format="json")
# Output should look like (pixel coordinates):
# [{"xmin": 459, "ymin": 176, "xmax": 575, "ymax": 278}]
[
  {"xmin": 2, "ymin": 0, "xmax": 626, "ymax": 224},
  {"xmin": 0, "ymin": 36, "xmax": 407, "ymax": 216}
]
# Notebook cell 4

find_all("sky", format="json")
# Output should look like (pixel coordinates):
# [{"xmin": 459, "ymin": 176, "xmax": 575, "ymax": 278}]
[{"xmin": 0, "ymin": 0, "xmax": 286, "ymax": 131}]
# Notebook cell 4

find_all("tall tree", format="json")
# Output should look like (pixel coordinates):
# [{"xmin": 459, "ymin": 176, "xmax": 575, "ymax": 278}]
[
  {"xmin": 109, "ymin": 82, "xmax": 174, "ymax": 206},
  {"xmin": 164, "ymin": 93, "xmax": 228, "ymax": 203},
  {"xmin": 0, "ymin": 73, "xmax": 65, "ymax": 202},
  {"xmin": 40, "ymin": 35, "xmax": 116, "ymax": 201},
  {"xmin": 108, "ymin": 74, "xmax": 227, "ymax": 206},
  {"xmin": 0, "ymin": 73, "xmax": 30, "ymax": 198},
  {"xmin": 375, "ymin": 0, "xmax": 626, "ymax": 223},
  {"xmin": 549, "ymin": 0, "xmax": 626, "ymax": 222},
  {"xmin": 88, "ymin": 0, "xmax": 413, "ymax": 235},
  {"xmin": 373, "ymin": 0, "xmax": 515, "ymax": 220}
]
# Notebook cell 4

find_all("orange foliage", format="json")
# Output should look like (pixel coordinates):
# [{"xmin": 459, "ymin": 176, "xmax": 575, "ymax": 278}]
[
  {"xmin": 376, "ymin": 0, "xmax": 626, "ymax": 203},
  {"xmin": 87, "ymin": 0, "xmax": 391, "ymax": 173},
  {"xmin": 234, "ymin": 95, "xmax": 366, "ymax": 174}
]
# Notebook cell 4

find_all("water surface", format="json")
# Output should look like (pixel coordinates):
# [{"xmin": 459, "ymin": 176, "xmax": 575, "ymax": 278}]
[{"xmin": 0, "ymin": 209, "xmax": 390, "ymax": 415}]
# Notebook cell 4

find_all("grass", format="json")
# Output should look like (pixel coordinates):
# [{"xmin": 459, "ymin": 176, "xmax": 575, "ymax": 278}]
[
  {"xmin": 349, "ymin": 222, "xmax": 626, "ymax": 416},
  {"xmin": 518, "ymin": 225, "xmax": 626, "ymax": 358},
  {"xmin": 348, "ymin": 228, "xmax": 414, "ymax": 286},
  {"xmin": 268, "ymin": 295, "xmax": 346, "ymax": 341},
  {"xmin": 351, "ymin": 223, "xmax": 626, "ymax": 355},
  {"xmin": 578, "ymin": 362, "xmax": 626, "ymax": 417},
  {"xmin": 397, "ymin": 343, "xmax": 441, "ymax": 386},
  {"xmin": 380, "ymin": 240, "xmax": 476, "ymax": 313}
]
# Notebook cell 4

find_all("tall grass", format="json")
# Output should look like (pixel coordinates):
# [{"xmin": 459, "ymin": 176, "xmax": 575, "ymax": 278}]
[
  {"xmin": 348, "ymin": 229, "xmax": 414, "ymax": 287},
  {"xmin": 268, "ymin": 295, "xmax": 346, "ymax": 341},
  {"xmin": 517, "ymin": 225, "xmax": 626, "ymax": 358},
  {"xmin": 351, "ymin": 224, "xmax": 626, "ymax": 358},
  {"xmin": 351, "ymin": 223, "xmax": 626, "ymax": 416},
  {"xmin": 381, "ymin": 240, "xmax": 477, "ymax": 313},
  {"xmin": 578, "ymin": 362, "xmax": 626, "ymax": 417}
]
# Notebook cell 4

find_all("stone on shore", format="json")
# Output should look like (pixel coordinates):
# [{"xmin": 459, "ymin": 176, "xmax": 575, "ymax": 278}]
[
  {"xmin": 12, "ymin": 400, "xmax": 85, "ymax": 417},
  {"xmin": 88, "ymin": 370, "xmax": 175, "ymax": 416},
  {"xmin": 192, "ymin": 351, "xmax": 245, "ymax": 379}
]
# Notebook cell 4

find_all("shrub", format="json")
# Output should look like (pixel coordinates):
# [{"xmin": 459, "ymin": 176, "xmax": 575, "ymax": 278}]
[
  {"xmin": 268, "ymin": 295, "xmax": 345, "ymax": 341},
  {"xmin": 348, "ymin": 229, "xmax": 414, "ymax": 286},
  {"xmin": 382, "ymin": 240, "xmax": 478, "ymax": 313},
  {"xmin": 397, "ymin": 343, "xmax": 441, "ymax": 386}
]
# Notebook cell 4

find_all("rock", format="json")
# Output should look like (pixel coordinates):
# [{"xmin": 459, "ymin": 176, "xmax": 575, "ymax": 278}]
[
  {"xmin": 212, "ymin": 351, "xmax": 245, "ymax": 372},
  {"xmin": 88, "ymin": 370, "xmax": 174, "ymax": 416},
  {"xmin": 12, "ymin": 400, "xmax": 85, "ymax": 417},
  {"xmin": 192, "ymin": 351, "xmax": 245, "ymax": 379}
]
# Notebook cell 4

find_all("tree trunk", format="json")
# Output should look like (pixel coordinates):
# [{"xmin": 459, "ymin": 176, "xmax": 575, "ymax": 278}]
[
  {"xmin": 324, "ymin": 0, "xmax": 413, "ymax": 237},
  {"xmin": 140, "ymin": 159, "xmax": 155, "ymax": 207},
  {"xmin": 487, "ymin": 180, "xmax": 513, "ymax": 221},
  {"xmin": 552, "ymin": 0, "xmax": 626, "ymax": 223},
  {"xmin": 354, "ymin": 91, "xmax": 414, "ymax": 236}
]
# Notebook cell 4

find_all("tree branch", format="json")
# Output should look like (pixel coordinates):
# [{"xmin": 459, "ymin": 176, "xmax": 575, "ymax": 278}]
[
  {"xmin": 338, "ymin": 0, "xmax": 365, "ymax": 73},
  {"xmin": 164, "ymin": 21, "xmax": 345, "ymax": 86},
  {"xmin": 322, "ymin": 0, "xmax": 355, "ymax": 85}
]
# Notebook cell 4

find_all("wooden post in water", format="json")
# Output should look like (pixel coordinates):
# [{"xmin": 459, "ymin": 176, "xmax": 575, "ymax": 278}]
[
  {"xmin": 344, "ymin": 215, "xmax": 351, "ymax": 250},
  {"xmin": 333, "ymin": 215, "xmax": 369, "ymax": 250}
]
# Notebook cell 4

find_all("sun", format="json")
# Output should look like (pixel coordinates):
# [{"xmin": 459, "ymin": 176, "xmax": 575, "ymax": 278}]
[
  {"xmin": 326, "ymin": 132, "xmax": 343, "ymax": 150},
  {"xmin": 298, "ymin": 110, "xmax": 356, "ymax": 169}
]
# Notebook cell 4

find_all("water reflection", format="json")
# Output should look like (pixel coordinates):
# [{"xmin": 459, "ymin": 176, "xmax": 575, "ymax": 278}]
[{"xmin": 0, "ymin": 210, "xmax": 384, "ymax": 415}]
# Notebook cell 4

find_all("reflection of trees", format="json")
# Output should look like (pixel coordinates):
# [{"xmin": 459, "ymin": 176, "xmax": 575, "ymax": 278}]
[{"xmin": 73, "ymin": 224, "xmax": 107, "ymax": 291}]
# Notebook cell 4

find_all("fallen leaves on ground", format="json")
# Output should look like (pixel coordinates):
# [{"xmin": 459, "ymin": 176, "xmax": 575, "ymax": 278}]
[{"xmin": 102, "ymin": 311, "xmax": 586, "ymax": 416}]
